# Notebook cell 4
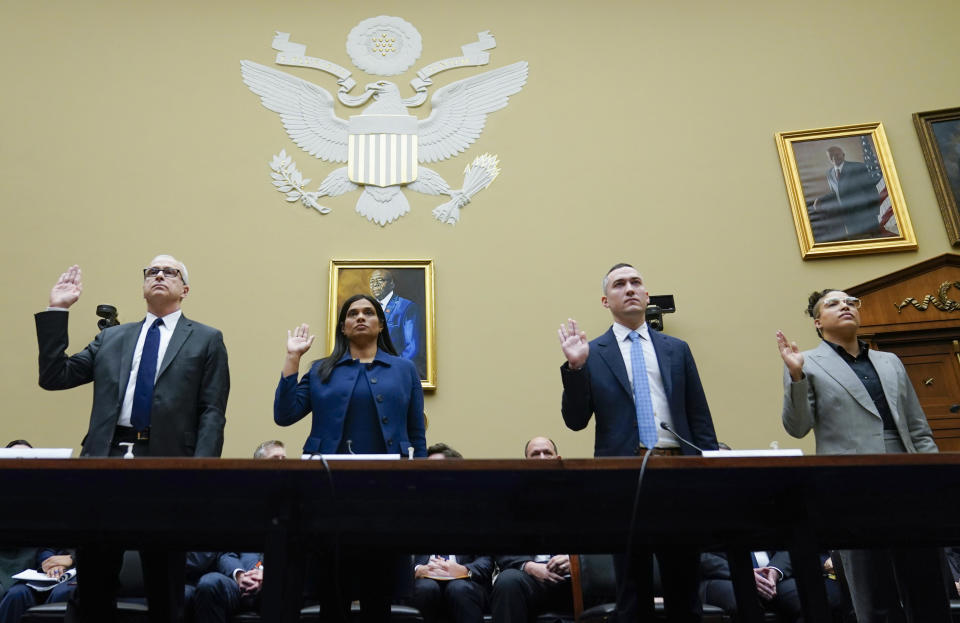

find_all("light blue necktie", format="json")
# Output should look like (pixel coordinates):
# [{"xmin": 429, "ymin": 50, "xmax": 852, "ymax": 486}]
[{"xmin": 628, "ymin": 330, "xmax": 658, "ymax": 450}]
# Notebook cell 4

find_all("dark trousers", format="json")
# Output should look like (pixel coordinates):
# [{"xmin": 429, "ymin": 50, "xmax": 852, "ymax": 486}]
[
  {"xmin": 701, "ymin": 577, "xmax": 803, "ymax": 622},
  {"xmin": 313, "ymin": 553, "xmax": 402, "ymax": 623},
  {"xmin": 65, "ymin": 547, "xmax": 185, "ymax": 623},
  {"xmin": 840, "ymin": 547, "xmax": 951, "ymax": 623},
  {"xmin": 410, "ymin": 577, "xmax": 487, "ymax": 623},
  {"xmin": 614, "ymin": 550, "xmax": 701, "ymax": 623},
  {"xmin": 0, "ymin": 581, "xmax": 76, "ymax": 623},
  {"xmin": 490, "ymin": 568, "xmax": 571, "ymax": 623},
  {"xmin": 192, "ymin": 571, "xmax": 258, "ymax": 623}
]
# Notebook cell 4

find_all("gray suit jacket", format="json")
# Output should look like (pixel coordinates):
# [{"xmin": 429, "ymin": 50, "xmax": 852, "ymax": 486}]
[
  {"xmin": 782, "ymin": 341, "xmax": 936, "ymax": 455},
  {"xmin": 36, "ymin": 309, "xmax": 229, "ymax": 457}
]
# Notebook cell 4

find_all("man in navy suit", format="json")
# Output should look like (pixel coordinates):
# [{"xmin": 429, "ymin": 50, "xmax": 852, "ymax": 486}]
[
  {"xmin": 370, "ymin": 269, "xmax": 425, "ymax": 378},
  {"xmin": 559, "ymin": 263, "xmax": 718, "ymax": 623}
]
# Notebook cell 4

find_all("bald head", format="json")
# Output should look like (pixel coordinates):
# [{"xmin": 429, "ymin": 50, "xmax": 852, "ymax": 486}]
[{"xmin": 524, "ymin": 436, "xmax": 559, "ymax": 459}]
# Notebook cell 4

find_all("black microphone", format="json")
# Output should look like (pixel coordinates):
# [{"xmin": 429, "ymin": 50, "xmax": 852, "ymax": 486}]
[
  {"xmin": 659, "ymin": 422, "xmax": 703, "ymax": 454},
  {"xmin": 950, "ymin": 404, "xmax": 960, "ymax": 414}
]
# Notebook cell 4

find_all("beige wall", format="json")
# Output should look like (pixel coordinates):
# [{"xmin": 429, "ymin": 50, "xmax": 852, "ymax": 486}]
[{"xmin": 2, "ymin": 0, "xmax": 958, "ymax": 458}]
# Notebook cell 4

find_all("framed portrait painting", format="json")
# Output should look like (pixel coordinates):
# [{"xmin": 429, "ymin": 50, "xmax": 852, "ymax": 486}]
[
  {"xmin": 913, "ymin": 106, "xmax": 960, "ymax": 246},
  {"xmin": 328, "ymin": 259, "xmax": 436, "ymax": 390},
  {"xmin": 775, "ymin": 122, "xmax": 917, "ymax": 259}
]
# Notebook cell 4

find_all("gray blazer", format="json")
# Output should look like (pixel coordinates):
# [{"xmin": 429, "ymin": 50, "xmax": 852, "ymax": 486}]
[
  {"xmin": 36, "ymin": 310, "xmax": 229, "ymax": 457},
  {"xmin": 782, "ymin": 341, "xmax": 937, "ymax": 455}
]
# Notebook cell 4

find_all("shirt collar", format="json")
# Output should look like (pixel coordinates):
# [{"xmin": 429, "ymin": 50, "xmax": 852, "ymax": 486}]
[
  {"xmin": 334, "ymin": 348, "xmax": 392, "ymax": 367},
  {"xmin": 613, "ymin": 321, "xmax": 650, "ymax": 342},
  {"xmin": 144, "ymin": 309, "xmax": 182, "ymax": 329},
  {"xmin": 378, "ymin": 291, "xmax": 394, "ymax": 308},
  {"xmin": 824, "ymin": 338, "xmax": 869, "ymax": 361}
]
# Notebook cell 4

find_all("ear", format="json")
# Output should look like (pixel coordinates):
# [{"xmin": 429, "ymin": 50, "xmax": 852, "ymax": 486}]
[
  {"xmin": 601, "ymin": 295, "xmax": 609, "ymax": 309},
  {"xmin": 180, "ymin": 284, "xmax": 190, "ymax": 300}
]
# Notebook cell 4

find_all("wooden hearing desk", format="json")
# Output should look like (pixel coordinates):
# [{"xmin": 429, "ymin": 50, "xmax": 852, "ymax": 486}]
[{"xmin": 3, "ymin": 455, "xmax": 960, "ymax": 622}]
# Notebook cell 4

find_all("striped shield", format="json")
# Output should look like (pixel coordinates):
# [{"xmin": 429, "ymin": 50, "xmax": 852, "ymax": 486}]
[{"xmin": 347, "ymin": 114, "xmax": 418, "ymax": 187}]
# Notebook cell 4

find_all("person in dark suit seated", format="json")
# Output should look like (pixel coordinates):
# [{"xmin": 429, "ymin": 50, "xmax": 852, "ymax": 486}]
[
  {"xmin": 276, "ymin": 294, "xmax": 427, "ymax": 622},
  {"xmin": 192, "ymin": 553, "xmax": 262, "ymax": 623},
  {"xmin": 491, "ymin": 437, "xmax": 572, "ymax": 623},
  {"xmin": 35, "ymin": 257, "xmax": 230, "ymax": 623},
  {"xmin": 0, "ymin": 549, "xmax": 75, "ymax": 623},
  {"xmin": 699, "ymin": 551, "xmax": 801, "ymax": 622},
  {"xmin": 559, "ymin": 263, "xmax": 718, "ymax": 623},
  {"xmin": 410, "ymin": 443, "xmax": 493, "ymax": 623}
]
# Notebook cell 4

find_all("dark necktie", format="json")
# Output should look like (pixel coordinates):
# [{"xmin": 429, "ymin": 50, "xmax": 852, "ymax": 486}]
[{"xmin": 131, "ymin": 318, "xmax": 163, "ymax": 431}]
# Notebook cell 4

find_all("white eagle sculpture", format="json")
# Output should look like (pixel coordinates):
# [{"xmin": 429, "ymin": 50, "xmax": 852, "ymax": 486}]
[{"xmin": 240, "ymin": 59, "xmax": 528, "ymax": 225}]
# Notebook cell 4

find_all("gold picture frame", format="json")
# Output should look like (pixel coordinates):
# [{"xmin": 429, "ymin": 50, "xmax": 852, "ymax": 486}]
[
  {"xmin": 913, "ymin": 106, "xmax": 960, "ymax": 247},
  {"xmin": 328, "ymin": 259, "xmax": 436, "ymax": 390},
  {"xmin": 775, "ymin": 122, "xmax": 916, "ymax": 259}
]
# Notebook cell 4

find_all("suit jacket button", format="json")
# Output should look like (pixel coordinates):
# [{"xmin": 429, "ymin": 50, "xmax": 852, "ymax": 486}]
[
  {"xmin": 381, "ymin": 416, "xmax": 388, "ymax": 424},
  {"xmin": 632, "ymin": 421, "xmax": 638, "ymax": 428},
  {"xmin": 370, "ymin": 377, "xmax": 378, "ymax": 384},
  {"xmin": 376, "ymin": 395, "xmax": 384, "ymax": 402},
  {"xmin": 386, "ymin": 438, "xmax": 393, "ymax": 446}
]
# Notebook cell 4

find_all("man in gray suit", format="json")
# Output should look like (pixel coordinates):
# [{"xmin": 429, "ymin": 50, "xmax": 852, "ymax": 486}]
[
  {"xmin": 776, "ymin": 288, "xmax": 949, "ymax": 623},
  {"xmin": 35, "ymin": 255, "xmax": 230, "ymax": 623}
]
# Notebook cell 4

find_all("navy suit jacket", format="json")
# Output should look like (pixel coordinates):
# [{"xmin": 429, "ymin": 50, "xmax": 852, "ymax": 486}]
[
  {"xmin": 274, "ymin": 350, "xmax": 427, "ymax": 457},
  {"xmin": 561, "ymin": 325, "xmax": 717, "ymax": 456}
]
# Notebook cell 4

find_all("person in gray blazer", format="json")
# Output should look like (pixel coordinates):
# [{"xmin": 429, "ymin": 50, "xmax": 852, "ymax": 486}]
[
  {"xmin": 776, "ymin": 288, "xmax": 949, "ymax": 623},
  {"xmin": 35, "ymin": 255, "xmax": 230, "ymax": 623}
]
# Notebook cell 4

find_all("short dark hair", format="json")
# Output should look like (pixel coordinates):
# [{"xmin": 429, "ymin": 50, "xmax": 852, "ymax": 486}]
[
  {"xmin": 426, "ymin": 442, "xmax": 463, "ymax": 459},
  {"xmin": 523, "ymin": 437, "xmax": 558, "ymax": 457},
  {"xmin": 807, "ymin": 289, "xmax": 839, "ymax": 338},
  {"xmin": 5, "ymin": 439, "xmax": 32, "ymax": 448},
  {"xmin": 602, "ymin": 263, "xmax": 635, "ymax": 294}
]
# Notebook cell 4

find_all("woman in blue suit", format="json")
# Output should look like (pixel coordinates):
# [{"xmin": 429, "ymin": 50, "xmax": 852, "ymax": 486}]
[
  {"xmin": 274, "ymin": 293, "xmax": 426, "ymax": 622},
  {"xmin": 275, "ymin": 293, "xmax": 427, "ymax": 458}
]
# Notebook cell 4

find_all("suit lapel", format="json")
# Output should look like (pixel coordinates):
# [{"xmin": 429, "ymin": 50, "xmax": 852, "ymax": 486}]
[
  {"xmin": 595, "ymin": 328, "xmax": 632, "ymax": 398},
  {"xmin": 158, "ymin": 315, "xmax": 193, "ymax": 380},
  {"xmin": 117, "ymin": 321, "xmax": 144, "ymax": 403},
  {"xmin": 649, "ymin": 329, "xmax": 674, "ymax": 399},
  {"xmin": 809, "ymin": 342, "xmax": 879, "ymax": 418},
  {"xmin": 870, "ymin": 350, "xmax": 902, "ymax": 425}
]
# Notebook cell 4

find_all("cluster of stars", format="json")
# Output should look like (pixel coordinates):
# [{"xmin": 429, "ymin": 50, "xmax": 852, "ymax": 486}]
[{"xmin": 371, "ymin": 32, "xmax": 398, "ymax": 57}]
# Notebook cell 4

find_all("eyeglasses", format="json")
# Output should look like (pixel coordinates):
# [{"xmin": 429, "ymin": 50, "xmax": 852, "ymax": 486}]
[
  {"xmin": 143, "ymin": 266, "xmax": 182, "ymax": 280},
  {"xmin": 820, "ymin": 296, "xmax": 861, "ymax": 311}
]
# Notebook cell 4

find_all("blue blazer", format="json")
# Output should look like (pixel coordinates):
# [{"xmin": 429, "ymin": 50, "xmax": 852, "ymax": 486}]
[
  {"xmin": 561, "ymin": 326, "xmax": 717, "ymax": 456},
  {"xmin": 274, "ymin": 350, "xmax": 427, "ymax": 457}
]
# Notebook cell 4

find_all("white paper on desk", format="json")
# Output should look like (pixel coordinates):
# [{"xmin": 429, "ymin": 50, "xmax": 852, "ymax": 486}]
[
  {"xmin": 301, "ymin": 453, "xmax": 401, "ymax": 460},
  {"xmin": 12, "ymin": 568, "xmax": 76, "ymax": 590},
  {"xmin": 0, "ymin": 448, "xmax": 73, "ymax": 458},
  {"xmin": 701, "ymin": 449, "xmax": 804, "ymax": 457}
]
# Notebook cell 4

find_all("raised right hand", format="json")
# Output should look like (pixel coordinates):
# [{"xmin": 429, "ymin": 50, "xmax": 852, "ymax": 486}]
[
  {"xmin": 558, "ymin": 319, "xmax": 589, "ymax": 370},
  {"xmin": 49, "ymin": 265, "xmax": 82, "ymax": 309},
  {"xmin": 286, "ymin": 323, "xmax": 315, "ymax": 356},
  {"xmin": 775, "ymin": 330, "xmax": 804, "ymax": 382}
]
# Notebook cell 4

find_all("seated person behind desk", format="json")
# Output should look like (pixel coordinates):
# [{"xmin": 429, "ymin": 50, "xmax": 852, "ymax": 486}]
[
  {"xmin": 411, "ymin": 443, "xmax": 493, "ymax": 623},
  {"xmin": 191, "ymin": 441, "xmax": 284, "ymax": 622},
  {"xmin": 0, "ymin": 549, "xmax": 74, "ymax": 623},
  {"xmin": 491, "ymin": 437, "xmax": 572, "ymax": 623},
  {"xmin": 700, "ymin": 551, "xmax": 803, "ymax": 622}
]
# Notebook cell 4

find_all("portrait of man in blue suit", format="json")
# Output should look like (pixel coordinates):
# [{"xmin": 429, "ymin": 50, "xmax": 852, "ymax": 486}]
[{"xmin": 369, "ymin": 269, "xmax": 425, "ymax": 378}]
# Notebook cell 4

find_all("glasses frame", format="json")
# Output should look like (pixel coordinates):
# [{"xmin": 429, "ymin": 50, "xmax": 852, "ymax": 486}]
[{"xmin": 143, "ymin": 266, "xmax": 182, "ymax": 280}]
